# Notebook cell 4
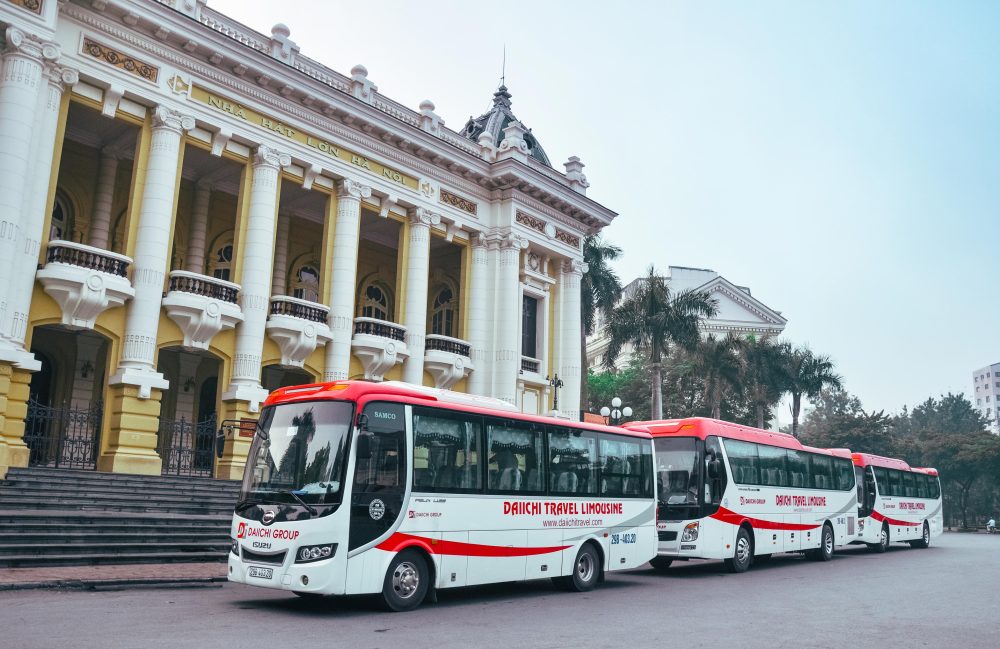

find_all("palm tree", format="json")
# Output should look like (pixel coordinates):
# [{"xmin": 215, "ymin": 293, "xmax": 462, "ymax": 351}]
[
  {"xmin": 691, "ymin": 334, "xmax": 744, "ymax": 419},
  {"xmin": 743, "ymin": 337, "xmax": 791, "ymax": 429},
  {"xmin": 785, "ymin": 346, "xmax": 842, "ymax": 436},
  {"xmin": 604, "ymin": 266, "xmax": 717, "ymax": 419},
  {"xmin": 580, "ymin": 235, "xmax": 622, "ymax": 409}
]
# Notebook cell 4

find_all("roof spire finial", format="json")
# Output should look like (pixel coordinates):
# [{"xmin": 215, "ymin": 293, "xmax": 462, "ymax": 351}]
[{"xmin": 501, "ymin": 43, "xmax": 506, "ymax": 88}]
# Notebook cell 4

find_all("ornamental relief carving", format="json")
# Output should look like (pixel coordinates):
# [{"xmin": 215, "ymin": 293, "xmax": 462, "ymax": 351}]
[
  {"xmin": 515, "ymin": 210, "xmax": 545, "ymax": 233},
  {"xmin": 439, "ymin": 188, "xmax": 477, "ymax": 215},
  {"xmin": 7, "ymin": 0, "xmax": 42, "ymax": 15},
  {"xmin": 82, "ymin": 37, "xmax": 158, "ymax": 83},
  {"xmin": 554, "ymin": 229, "xmax": 581, "ymax": 248}
]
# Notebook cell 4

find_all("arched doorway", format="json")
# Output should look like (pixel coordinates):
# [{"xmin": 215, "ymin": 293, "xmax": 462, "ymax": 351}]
[{"xmin": 24, "ymin": 327, "xmax": 108, "ymax": 470}]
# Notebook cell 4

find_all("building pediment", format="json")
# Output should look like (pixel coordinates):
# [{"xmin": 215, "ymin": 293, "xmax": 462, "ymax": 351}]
[{"xmin": 696, "ymin": 276, "xmax": 787, "ymax": 330}]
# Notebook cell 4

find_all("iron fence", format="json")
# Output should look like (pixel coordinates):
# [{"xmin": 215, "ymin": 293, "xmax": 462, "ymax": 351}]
[
  {"xmin": 24, "ymin": 399, "xmax": 103, "ymax": 470},
  {"xmin": 158, "ymin": 414, "xmax": 217, "ymax": 477}
]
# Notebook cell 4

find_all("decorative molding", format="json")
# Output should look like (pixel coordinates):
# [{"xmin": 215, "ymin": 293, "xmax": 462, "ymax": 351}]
[
  {"xmin": 515, "ymin": 210, "xmax": 545, "ymax": 233},
  {"xmin": 6, "ymin": 0, "xmax": 42, "ymax": 15},
  {"xmin": 439, "ymin": 188, "xmax": 477, "ymax": 215},
  {"xmin": 82, "ymin": 37, "xmax": 159, "ymax": 83},
  {"xmin": 554, "ymin": 229, "xmax": 581, "ymax": 248}
]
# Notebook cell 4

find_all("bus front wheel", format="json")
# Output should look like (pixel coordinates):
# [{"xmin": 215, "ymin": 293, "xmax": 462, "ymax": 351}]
[
  {"xmin": 724, "ymin": 527, "xmax": 753, "ymax": 573},
  {"xmin": 554, "ymin": 543, "xmax": 601, "ymax": 592},
  {"xmin": 649, "ymin": 556, "xmax": 673, "ymax": 571},
  {"xmin": 381, "ymin": 549, "xmax": 430, "ymax": 612},
  {"xmin": 909, "ymin": 522, "xmax": 930, "ymax": 549}
]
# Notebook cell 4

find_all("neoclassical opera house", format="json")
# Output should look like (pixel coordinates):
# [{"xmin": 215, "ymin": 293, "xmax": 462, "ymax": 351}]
[{"xmin": 0, "ymin": 0, "xmax": 616, "ymax": 480}]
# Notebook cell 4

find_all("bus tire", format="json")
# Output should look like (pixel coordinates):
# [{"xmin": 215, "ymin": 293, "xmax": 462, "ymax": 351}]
[
  {"xmin": 555, "ymin": 543, "xmax": 601, "ymax": 592},
  {"xmin": 724, "ymin": 526, "xmax": 753, "ymax": 573},
  {"xmin": 381, "ymin": 549, "xmax": 429, "ymax": 612},
  {"xmin": 810, "ymin": 523, "xmax": 834, "ymax": 562},
  {"xmin": 649, "ymin": 556, "xmax": 673, "ymax": 571},
  {"xmin": 910, "ymin": 522, "xmax": 930, "ymax": 549},
  {"xmin": 867, "ymin": 523, "xmax": 889, "ymax": 553}
]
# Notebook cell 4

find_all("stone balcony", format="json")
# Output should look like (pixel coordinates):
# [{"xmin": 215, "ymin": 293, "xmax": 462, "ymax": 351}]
[
  {"xmin": 266, "ymin": 295, "xmax": 332, "ymax": 367},
  {"xmin": 351, "ymin": 317, "xmax": 408, "ymax": 381},
  {"xmin": 35, "ymin": 240, "xmax": 135, "ymax": 329},
  {"xmin": 424, "ymin": 334, "xmax": 473, "ymax": 389},
  {"xmin": 161, "ymin": 270, "xmax": 243, "ymax": 350}
]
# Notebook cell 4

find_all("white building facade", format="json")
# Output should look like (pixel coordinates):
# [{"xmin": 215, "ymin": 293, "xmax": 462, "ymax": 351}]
[
  {"xmin": 972, "ymin": 363, "xmax": 1000, "ymax": 431},
  {"xmin": 587, "ymin": 266, "xmax": 787, "ymax": 370},
  {"xmin": 0, "ymin": 0, "xmax": 615, "ymax": 479}
]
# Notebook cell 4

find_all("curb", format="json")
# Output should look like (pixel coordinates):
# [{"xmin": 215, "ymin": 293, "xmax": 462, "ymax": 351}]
[{"xmin": 0, "ymin": 576, "xmax": 228, "ymax": 592}]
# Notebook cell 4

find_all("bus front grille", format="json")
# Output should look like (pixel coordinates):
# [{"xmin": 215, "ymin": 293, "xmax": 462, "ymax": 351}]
[{"xmin": 241, "ymin": 548, "xmax": 287, "ymax": 565}]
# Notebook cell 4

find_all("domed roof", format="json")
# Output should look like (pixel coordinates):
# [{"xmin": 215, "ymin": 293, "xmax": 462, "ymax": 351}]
[{"xmin": 460, "ymin": 85, "xmax": 551, "ymax": 167}]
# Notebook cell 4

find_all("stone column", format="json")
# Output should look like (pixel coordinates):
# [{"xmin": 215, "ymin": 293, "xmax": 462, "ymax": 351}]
[
  {"xmin": 324, "ymin": 179, "xmax": 371, "ymax": 382},
  {"xmin": 5, "ymin": 61, "xmax": 77, "ymax": 352},
  {"xmin": 271, "ymin": 212, "xmax": 290, "ymax": 295},
  {"xmin": 101, "ymin": 106, "xmax": 192, "ymax": 476},
  {"xmin": 223, "ymin": 146, "xmax": 289, "ymax": 411},
  {"xmin": 493, "ymin": 233, "xmax": 527, "ymax": 405},
  {"xmin": 110, "ymin": 106, "xmax": 194, "ymax": 396},
  {"xmin": 0, "ymin": 28, "xmax": 56, "ymax": 365},
  {"xmin": 87, "ymin": 148, "xmax": 119, "ymax": 249},
  {"xmin": 558, "ymin": 259, "xmax": 585, "ymax": 421},
  {"xmin": 401, "ymin": 208, "xmax": 440, "ymax": 386},
  {"xmin": 466, "ymin": 233, "xmax": 491, "ymax": 396},
  {"xmin": 184, "ymin": 181, "xmax": 212, "ymax": 273}
]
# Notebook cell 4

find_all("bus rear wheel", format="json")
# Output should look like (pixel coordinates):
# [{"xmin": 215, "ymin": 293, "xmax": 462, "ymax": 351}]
[
  {"xmin": 867, "ymin": 523, "xmax": 889, "ymax": 553},
  {"xmin": 724, "ymin": 527, "xmax": 753, "ymax": 573},
  {"xmin": 381, "ymin": 549, "xmax": 429, "ymax": 612},
  {"xmin": 649, "ymin": 556, "xmax": 673, "ymax": 571},
  {"xmin": 554, "ymin": 543, "xmax": 601, "ymax": 592},
  {"xmin": 807, "ymin": 523, "xmax": 835, "ymax": 561},
  {"xmin": 909, "ymin": 522, "xmax": 930, "ymax": 549}
]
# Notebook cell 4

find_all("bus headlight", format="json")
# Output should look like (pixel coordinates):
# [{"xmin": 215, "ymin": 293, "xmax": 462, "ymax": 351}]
[
  {"xmin": 230, "ymin": 538, "xmax": 239, "ymax": 556},
  {"xmin": 681, "ymin": 522, "xmax": 699, "ymax": 542},
  {"xmin": 858, "ymin": 519, "xmax": 865, "ymax": 532},
  {"xmin": 295, "ymin": 543, "xmax": 337, "ymax": 563}
]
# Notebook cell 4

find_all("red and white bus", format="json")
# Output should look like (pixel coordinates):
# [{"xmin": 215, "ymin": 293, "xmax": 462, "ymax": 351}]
[
  {"xmin": 624, "ymin": 418, "xmax": 858, "ymax": 573},
  {"xmin": 850, "ymin": 452, "xmax": 942, "ymax": 552},
  {"xmin": 226, "ymin": 381, "xmax": 657, "ymax": 611}
]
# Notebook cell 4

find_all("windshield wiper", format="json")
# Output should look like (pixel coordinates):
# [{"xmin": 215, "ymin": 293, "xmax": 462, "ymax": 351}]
[{"xmin": 279, "ymin": 489, "xmax": 317, "ymax": 516}]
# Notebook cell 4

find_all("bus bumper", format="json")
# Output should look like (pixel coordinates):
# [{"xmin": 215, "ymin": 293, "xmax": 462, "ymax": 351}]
[
  {"xmin": 228, "ymin": 547, "xmax": 347, "ymax": 595},
  {"xmin": 656, "ymin": 520, "xmax": 710, "ymax": 558}
]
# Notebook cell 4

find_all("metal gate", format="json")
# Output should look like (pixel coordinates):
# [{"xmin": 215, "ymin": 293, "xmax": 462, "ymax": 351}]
[
  {"xmin": 158, "ymin": 414, "xmax": 217, "ymax": 477},
  {"xmin": 24, "ymin": 399, "xmax": 103, "ymax": 470}
]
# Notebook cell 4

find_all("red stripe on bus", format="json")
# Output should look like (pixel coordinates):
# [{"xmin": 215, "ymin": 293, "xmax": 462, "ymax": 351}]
[
  {"xmin": 709, "ymin": 507, "xmax": 821, "ymax": 531},
  {"xmin": 376, "ymin": 533, "xmax": 570, "ymax": 557},
  {"xmin": 870, "ymin": 511, "xmax": 921, "ymax": 527}
]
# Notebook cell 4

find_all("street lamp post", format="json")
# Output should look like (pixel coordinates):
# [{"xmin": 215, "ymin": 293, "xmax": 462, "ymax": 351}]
[
  {"xmin": 600, "ymin": 396, "xmax": 633, "ymax": 426},
  {"xmin": 547, "ymin": 374, "xmax": 564, "ymax": 412}
]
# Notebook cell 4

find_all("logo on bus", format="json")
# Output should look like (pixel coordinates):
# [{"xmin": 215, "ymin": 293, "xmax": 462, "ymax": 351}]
[
  {"xmin": 369, "ymin": 499, "xmax": 386, "ymax": 521},
  {"xmin": 262, "ymin": 510, "xmax": 276, "ymax": 525},
  {"xmin": 237, "ymin": 522, "xmax": 247, "ymax": 539}
]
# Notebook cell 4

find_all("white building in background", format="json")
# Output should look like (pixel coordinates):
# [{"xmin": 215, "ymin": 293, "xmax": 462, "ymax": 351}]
[
  {"xmin": 972, "ymin": 363, "xmax": 1000, "ymax": 431},
  {"xmin": 586, "ymin": 266, "xmax": 787, "ymax": 370}
]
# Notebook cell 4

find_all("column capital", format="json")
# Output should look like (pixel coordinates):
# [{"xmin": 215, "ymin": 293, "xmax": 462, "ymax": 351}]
[
  {"xmin": 337, "ymin": 178, "xmax": 372, "ymax": 200},
  {"xmin": 562, "ymin": 258, "xmax": 588, "ymax": 276},
  {"xmin": 500, "ymin": 232, "xmax": 529, "ymax": 251},
  {"xmin": 4, "ymin": 27, "xmax": 59, "ymax": 62},
  {"xmin": 43, "ymin": 61, "xmax": 79, "ymax": 89},
  {"xmin": 253, "ymin": 144, "xmax": 291, "ymax": 169},
  {"xmin": 152, "ymin": 105, "xmax": 195, "ymax": 134},
  {"xmin": 409, "ymin": 207, "xmax": 441, "ymax": 227}
]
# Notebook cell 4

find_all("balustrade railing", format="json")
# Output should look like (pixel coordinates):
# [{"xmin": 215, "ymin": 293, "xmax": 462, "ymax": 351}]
[
  {"xmin": 167, "ymin": 270, "xmax": 239, "ymax": 304},
  {"xmin": 425, "ymin": 334, "xmax": 471, "ymax": 357},
  {"xmin": 46, "ymin": 241, "xmax": 130, "ymax": 277},
  {"xmin": 521, "ymin": 356, "xmax": 541, "ymax": 374},
  {"xmin": 353, "ymin": 317, "xmax": 406, "ymax": 342},
  {"xmin": 269, "ymin": 296, "xmax": 329, "ymax": 324}
]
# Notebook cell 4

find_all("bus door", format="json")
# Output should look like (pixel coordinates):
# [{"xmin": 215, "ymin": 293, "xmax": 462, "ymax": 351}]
[{"xmin": 348, "ymin": 402, "xmax": 407, "ymax": 552}]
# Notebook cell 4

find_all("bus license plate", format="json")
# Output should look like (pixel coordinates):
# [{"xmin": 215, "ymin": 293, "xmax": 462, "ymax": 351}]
[{"xmin": 247, "ymin": 566, "xmax": 273, "ymax": 580}]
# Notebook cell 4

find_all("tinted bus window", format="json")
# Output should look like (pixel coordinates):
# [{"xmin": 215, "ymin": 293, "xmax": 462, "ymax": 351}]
[
  {"xmin": 723, "ymin": 439, "xmax": 759, "ymax": 485},
  {"xmin": 412, "ymin": 408, "xmax": 482, "ymax": 492},
  {"xmin": 486, "ymin": 420, "xmax": 544, "ymax": 493},
  {"xmin": 888, "ymin": 470, "xmax": 903, "ymax": 497},
  {"xmin": 757, "ymin": 444, "xmax": 787, "ymax": 487},
  {"xmin": 548, "ymin": 427, "xmax": 598, "ymax": 495},
  {"xmin": 810, "ymin": 455, "xmax": 834, "ymax": 490},
  {"xmin": 903, "ymin": 472, "xmax": 916, "ymax": 497},
  {"xmin": 600, "ymin": 435, "xmax": 652, "ymax": 498},
  {"xmin": 786, "ymin": 450, "xmax": 809, "ymax": 488},
  {"xmin": 873, "ymin": 467, "xmax": 889, "ymax": 495},
  {"xmin": 930, "ymin": 477, "xmax": 941, "ymax": 499},
  {"xmin": 916, "ymin": 475, "xmax": 929, "ymax": 498},
  {"xmin": 835, "ymin": 459, "xmax": 855, "ymax": 491}
]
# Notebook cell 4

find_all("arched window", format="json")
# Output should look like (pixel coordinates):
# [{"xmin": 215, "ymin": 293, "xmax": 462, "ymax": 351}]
[
  {"xmin": 209, "ymin": 241, "xmax": 233, "ymax": 281},
  {"xmin": 292, "ymin": 264, "xmax": 320, "ymax": 303},
  {"xmin": 50, "ymin": 194, "xmax": 73, "ymax": 241},
  {"xmin": 358, "ymin": 280, "xmax": 392, "ymax": 321},
  {"xmin": 430, "ymin": 284, "xmax": 457, "ymax": 337}
]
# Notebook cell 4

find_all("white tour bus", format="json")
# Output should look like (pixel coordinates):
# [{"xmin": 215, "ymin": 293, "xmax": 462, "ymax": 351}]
[
  {"xmin": 226, "ymin": 381, "xmax": 657, "ymax": 610},
  {"xmin": 624, "ymin": 418, "xmax": 858, "ymax": 573},
  {"xmin": 851, "ymin": 452, "xmax": 942, "ymax": 552}
]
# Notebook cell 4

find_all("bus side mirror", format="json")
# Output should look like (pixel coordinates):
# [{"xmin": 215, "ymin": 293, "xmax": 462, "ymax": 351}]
[
  {"xmin": 215, "ymin": 428, "xmax": 226, "ymax": 459},
  {"xmin": 356, "ymin": 433, "xmax": 373, "ymax": 460},
  {"xmin": 707, "ymin": 459, "xmax": 722, "ymax": 479}
]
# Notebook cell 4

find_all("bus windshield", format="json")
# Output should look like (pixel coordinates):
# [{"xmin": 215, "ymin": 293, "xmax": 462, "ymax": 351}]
[
  {"xmin": 654, "ymin": 437, "xmax": 700, "ymax": 508},
  {"xmin": 239, "ymin": 400, "xmax": 354, "ymax": 507}
]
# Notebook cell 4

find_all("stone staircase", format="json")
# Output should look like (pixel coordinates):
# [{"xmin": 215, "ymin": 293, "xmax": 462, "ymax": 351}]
[{"xmin": 0, "ymin": 467, "xmax": 240, "ymax": 568}]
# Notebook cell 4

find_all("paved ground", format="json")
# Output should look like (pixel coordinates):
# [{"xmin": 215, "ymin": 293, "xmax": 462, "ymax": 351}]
[
  {"xmin": 0, "ymin": 533, "xmax": 995, "ymax": 649},
  {"xmin": 0, "ymin": 562, "xmax": 226, "ymax": 590}
]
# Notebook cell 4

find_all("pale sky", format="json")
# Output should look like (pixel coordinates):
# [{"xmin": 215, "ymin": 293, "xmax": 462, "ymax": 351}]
[{"xmin": 211, "ymin": 0, "xmax": 1000, "ymax": 417}]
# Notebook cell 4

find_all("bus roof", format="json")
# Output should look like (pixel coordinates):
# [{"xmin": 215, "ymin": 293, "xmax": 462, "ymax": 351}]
[
  {"xmin": 912, "ymin": 467, "xmax": 939, "ymax": 477},
  {"xmin": 264, "ymin": 380, "xmax": 652, "ymax": 439},
  {"xmin": 624, "ymin": 417, "xmax": 840, "ymax": 455},
  {"xmin": 850, "ymin": 452, "xmax": 912, "ymax": 471}
]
